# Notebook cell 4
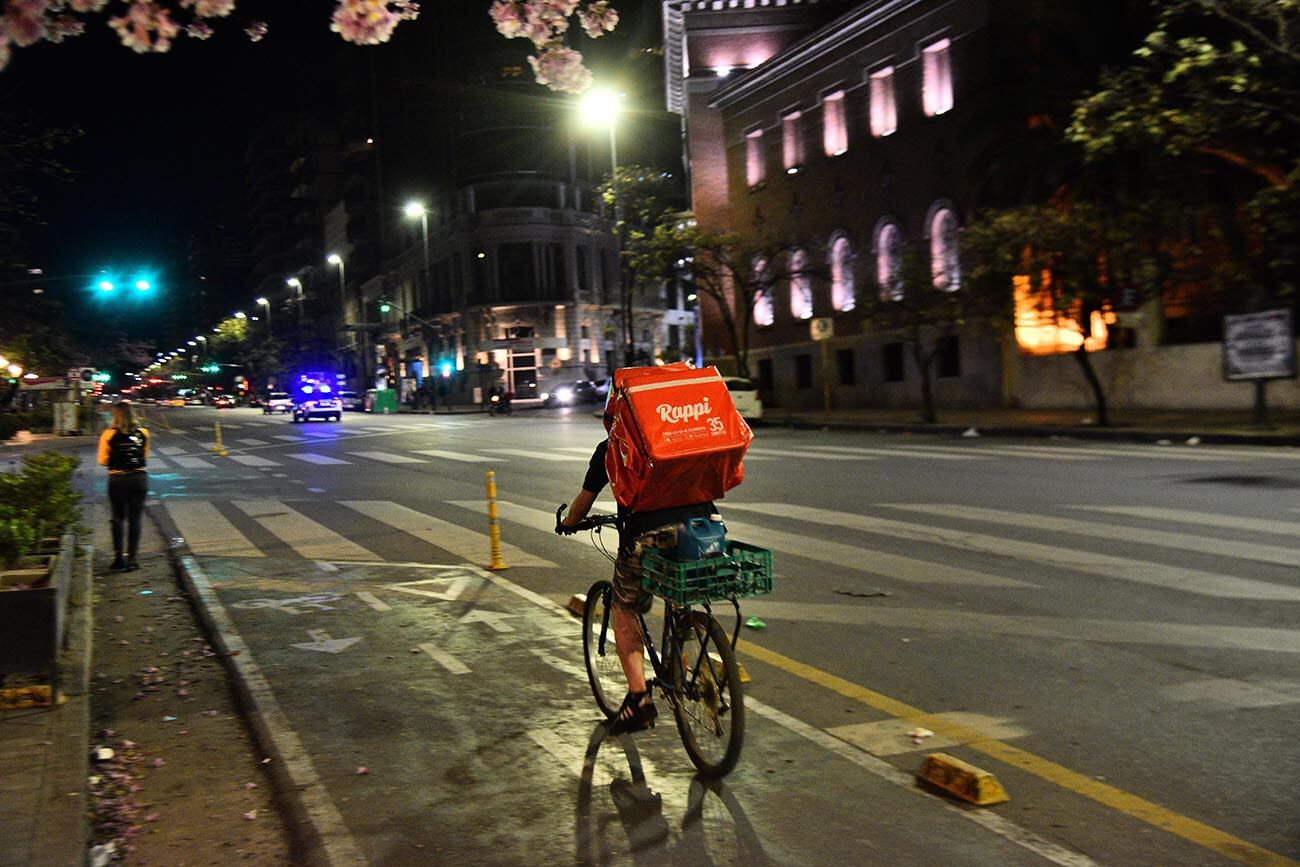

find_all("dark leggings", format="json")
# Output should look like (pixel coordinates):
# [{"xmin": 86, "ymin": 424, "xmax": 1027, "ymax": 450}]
[{"xmin": 108, "ymin": 471, "xmax": 149, "ymax": 558}]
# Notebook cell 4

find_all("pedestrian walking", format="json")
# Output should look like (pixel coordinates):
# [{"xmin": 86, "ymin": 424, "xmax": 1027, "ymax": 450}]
[{"xmin": 97, "ymin": 401, "xmax": 150, "ymax": 571}]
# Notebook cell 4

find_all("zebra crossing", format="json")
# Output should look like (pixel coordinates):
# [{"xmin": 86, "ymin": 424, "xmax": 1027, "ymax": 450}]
[
  {"xmin": 139, "ymin": 430, "xmax": 1300, "ymax": 472},
  {"xmin": 160, "ymin": 495, "xmax": 1300, "ymax": 608}
]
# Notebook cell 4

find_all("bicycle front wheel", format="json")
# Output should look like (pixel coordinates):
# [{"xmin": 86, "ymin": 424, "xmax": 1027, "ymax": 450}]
[
  {"xmin": 582, "ymin": 580, "xmax": 624, "ymax": 719},
  {"xmin": 670, "ymin": 611, "xmax": 745, "ymax": 777}
]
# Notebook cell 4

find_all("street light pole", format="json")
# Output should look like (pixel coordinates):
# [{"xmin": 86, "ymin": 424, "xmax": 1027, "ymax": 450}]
[
  {"xmin": 578, "ymin": 88, "xmax": 629, "ymax": 367},
  {"xmin": 256, "ymin": 297, "xmax": 271, "ymax": 332},
  {"xmin": 328, "ymin": 252, "xmax": 365, "ymax": 389}
]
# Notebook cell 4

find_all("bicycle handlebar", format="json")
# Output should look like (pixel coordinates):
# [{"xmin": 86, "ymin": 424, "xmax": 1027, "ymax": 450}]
[{"xmin": 554, "ymin": 504, "xmax": 618, "ymax": 535}]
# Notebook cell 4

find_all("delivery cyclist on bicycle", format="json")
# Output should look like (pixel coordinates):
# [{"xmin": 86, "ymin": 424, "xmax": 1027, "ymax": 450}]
[{"xmin": 558, "ymin": 434, "xmax": 714, "ymax": 735}]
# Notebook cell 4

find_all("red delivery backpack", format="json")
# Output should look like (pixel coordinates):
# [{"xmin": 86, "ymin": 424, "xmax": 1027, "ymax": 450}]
[{"xmin": 603, "ymin": 362, "xmax": 753, "ymax": 512}]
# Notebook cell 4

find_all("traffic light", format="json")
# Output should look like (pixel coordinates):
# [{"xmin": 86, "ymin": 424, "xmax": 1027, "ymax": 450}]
[
  {"xmin": 379, "ymin": 300, "xmax": 392, "ymax": 314},
  {"xmin": 201, "ymin": 363, "xmax": 221, "ymax": 374}
]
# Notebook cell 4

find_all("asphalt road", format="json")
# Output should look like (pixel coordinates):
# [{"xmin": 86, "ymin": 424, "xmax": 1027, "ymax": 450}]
[{"xmin": 95, "ymin": 404, "xmax": 1300, "ymax": 865}]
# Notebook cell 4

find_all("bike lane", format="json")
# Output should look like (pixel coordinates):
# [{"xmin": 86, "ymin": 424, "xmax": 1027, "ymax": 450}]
[{"xmin": 180, "ymin": 553, "xmax": 1082, "ymax": 866}]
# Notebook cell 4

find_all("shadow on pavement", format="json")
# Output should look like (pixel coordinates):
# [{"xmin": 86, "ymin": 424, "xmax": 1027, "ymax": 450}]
[{"xmin": 575, "ymin": 721, "xmax": 772, "ymax": 865}]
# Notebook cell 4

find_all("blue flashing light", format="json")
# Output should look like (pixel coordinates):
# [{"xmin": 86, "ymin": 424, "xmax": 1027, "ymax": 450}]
[
  {"xmin": 440, "ymin": 361, "xmax": 453, "ymax": 378},
  {"xmin": 98, "ymin": 280, "xmax": 114, "ymax": 292}
]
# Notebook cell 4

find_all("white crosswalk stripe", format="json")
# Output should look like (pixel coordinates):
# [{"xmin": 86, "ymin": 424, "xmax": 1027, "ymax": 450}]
[
  {"xmin": 482, "ymin": 448, "xmax": 585, "ymax": 462},
  {"xmin": 272, "ymin": 435, "xmax": 302, "ymax": 442},
  {"xmin": 891, "ymin": 503, "xmax": 1300, "ymax": 569},
  {"xmin": 146, "ymin": 455, "xmax": 168, "ymax": 468},
  {"xmin": 1072, "ymin": 505, "xmax": 1300, "ymax": 537},
  {"xmin": 881, "ymin": 443, "xmax": 1100, "ymax": 462},
  {"xmin": 799, "ymin": 444, "xmax": 981, "ymax": 461},
  {"xmin": 724, "ymin": 502, "xmax": 1300, "ymax": 601},
  {"xmin": 747, "ymin": 447, "xmax": 879, "ymax": 461},
  {"xmin": 157, "ymin": 446, "xmax": 186, "ymax": 456},
  {"xmin": 171, "ymin": 455, "xmax": 215, "ymax": 469},
  {"xmin": 347, "ymin": 451, "xmax": 425, "ymax": 464},
  {"xmin": 410, "ymin": 449, "xmax": 500, "ymax": 463},
  {"xmin": 232, "ymin": 499, "xmax": 375, "ymax": 561},
  {"xmin": 340, "ymin": 501, "xmax": 554, "ymax": 567},
  {"xmin": 228, "ymin": 455, "xmax": 281, "ymax": 468},
  {"xmin": 164, "ymin": 500, "xmax": 264, "ymax": 558},
  {"xmin": 287, "ymin": 453, "xmax": 351, "ymax": 466},
  {"xmin": 236, "ymin": 438, "xmax": 270, "ymax": 446}
]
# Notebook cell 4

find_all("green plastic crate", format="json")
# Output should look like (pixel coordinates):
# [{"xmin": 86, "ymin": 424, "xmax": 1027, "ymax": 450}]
[{"xmin": 641, "ymin": 541, "xmax": 774, "ymax": 605}]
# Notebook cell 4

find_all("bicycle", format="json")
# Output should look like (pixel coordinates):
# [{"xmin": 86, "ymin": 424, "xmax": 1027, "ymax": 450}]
[{"xmin": 556, "ymin": 505, "xmax": 774, "ymax": 778}]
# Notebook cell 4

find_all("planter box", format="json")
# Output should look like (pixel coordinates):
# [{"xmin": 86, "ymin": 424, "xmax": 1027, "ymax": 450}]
[{"xmin": 0, "ymin": 532, "xmax": 74, "ymax": 698}]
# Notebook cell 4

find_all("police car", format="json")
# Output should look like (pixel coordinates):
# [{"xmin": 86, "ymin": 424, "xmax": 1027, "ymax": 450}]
[{"xmin": 290, "ymin": 374, "xmax": 343, "ymax": 423}]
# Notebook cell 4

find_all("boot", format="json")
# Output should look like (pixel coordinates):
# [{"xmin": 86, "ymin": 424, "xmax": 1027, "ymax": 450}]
[{"xmin": 110, "ymin": 555, "xmax": 126, "ymax": 571}]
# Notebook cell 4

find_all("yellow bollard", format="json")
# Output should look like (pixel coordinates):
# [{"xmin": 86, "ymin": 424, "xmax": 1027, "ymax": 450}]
[
  {"xmin": 484, "ymin": 470, "xmax": 508, "ymax": 571},
  {"xmin": 211, "ymin": 420, "xmax": 229, "ymax": 457}
]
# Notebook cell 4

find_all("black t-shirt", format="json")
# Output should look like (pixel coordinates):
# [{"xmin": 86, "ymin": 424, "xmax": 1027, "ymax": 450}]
[{"xmin": 583, "ymin": 439, "xmax": 714, "ymax": 543}]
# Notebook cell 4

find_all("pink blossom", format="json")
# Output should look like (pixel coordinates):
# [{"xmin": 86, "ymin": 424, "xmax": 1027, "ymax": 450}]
[
  {"xmin": 528, "ymin": 43, "xmax": 591, "ymax": 94},
  {"xmin": 180, "ymin": 0, "xmax": 235, "ymax": 17},
  {"xmin": 2, "ymin": 0, "xmax": 49, "ymax": 49},
  {"xmin": 330, "ymin": 0, "xmax": 399, "ymax": 46},
  {"xmin": 489, "ymin": 0, "xmax": 523, "ymax": 39},
  {"xmin": 46, "ymin": 15, "xmax": 85, "ymax": 43},
  {"xmin": 244, "ymin": 19, "xmax": 266, "ymax": 41},
  {"xmin": 109, "ymin": 1, "xmax": 180, "ymax": 54},
  {"xmin": 577, "ymin": 1, "xmax": 617, "ymax": 39},
  {"xmin": 69, "ymin": 0, "xmax": 109, "ymax": 12}
]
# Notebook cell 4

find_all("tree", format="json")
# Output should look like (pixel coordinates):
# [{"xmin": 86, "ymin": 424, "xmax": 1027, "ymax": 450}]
[
  {"xmin": 962, "ymin": 203, "xmax": 1176, "ymax": 427},
  {"xmin": 1, "ymin": 1, "xmax": 619, "ymax": 93},
  {"xmin": 654, "ymin": 216, "xmax": 822, "ymax": 381},
  {"xmin": 1069, "ymin": 0, "xmax": 1300, "ymax": 302},
  {"xmin": 858, "ymin": 240, "xmax": 1010, "ymax": 425},
  {"xmin": 599, "ymin": 166, "xmax": 686, "ymax": 367}
]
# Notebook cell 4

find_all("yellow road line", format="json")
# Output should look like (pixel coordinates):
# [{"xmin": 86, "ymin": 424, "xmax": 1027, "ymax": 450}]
[{"xmin": 738, "ymin": 640, "xmax": 1299, "ymax": 867}]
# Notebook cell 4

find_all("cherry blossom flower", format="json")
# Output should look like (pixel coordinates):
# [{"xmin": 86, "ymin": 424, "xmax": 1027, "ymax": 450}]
[
  {"xmin": 69, "ymin": 0, "xmax": 110, "ymax": 12},
  {"xmin": 329, "ymin": 0, "xmax": 418, "ymax": 46},
  {"xmin": 528, "ymin": 42, "xmax": 591, "ymax": 94},
  {"xmin": 243, "ymin": 18, "xmax": 264, "ymax": 41},
  {"xmin": 577, "ymin": 0, "xmax": 616, "ymax": 39},
  {"xmin": 108, "ymin": 1, "xmax": 180, "ymax": 53},
  {"xmin": 3, "ymin": 0, "xmax": 49, "ymax": 48},
  {"xmin": 180, "ymin": 0, "xmax": 233, "ymax": 18},
  {"xmin": 185, "ymin": 19, "xmax": 210, "ymax": 38}
]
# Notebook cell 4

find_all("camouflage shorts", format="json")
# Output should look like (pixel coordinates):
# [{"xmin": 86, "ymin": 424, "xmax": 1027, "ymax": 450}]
[{"xmin": 611, "ymin": 528, "xmax": 669, "ymax": 614}]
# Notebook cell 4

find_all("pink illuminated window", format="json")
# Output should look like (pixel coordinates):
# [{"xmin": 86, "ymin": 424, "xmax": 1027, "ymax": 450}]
[
  {"xmin": 869, "ymin": 67, "xmax": 896, "ymax": 137},
  {"xmin": 876, "ymin": 221, "xmax": 904, "ymax": 301},
  {"xmin": 752, "ymin": 257, "xmax": 774, "ymax": 326},
  {"xmin": 922, "ymin": 38, "xmax": 953, "ymax": 116},
  {"xmin": 789, "ymin": 249, "xmax": 813, "ymax": 320},
  {"xmin": 745, "ymin": 129, "xmax": 765, "ymax": 187},
  {"xmin": 929, "ymin": 206, "xmax": 961, "ymax": 291},
  {"xmin": 782, "ymin": 110, "xmax": 804, "ymax": 171},
  {"xmin": 830, "ymin": 236, "xmax": 855, "ymax": 311},
  {"xmin": 822, "ymin": 91, "xmax": 847, "ymax": 157}
]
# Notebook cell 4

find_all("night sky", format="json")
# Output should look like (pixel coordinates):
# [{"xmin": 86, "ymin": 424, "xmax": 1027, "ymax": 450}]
[{"xmin": 4, "ymin": 1, "xmax": 663, "ymax": 350}]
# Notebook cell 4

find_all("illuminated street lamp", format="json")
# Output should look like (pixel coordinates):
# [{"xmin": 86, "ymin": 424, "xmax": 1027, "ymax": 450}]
[
  {"xmin": 403, "ymin": 202, "xmax": 430, "ymax": 275},
  {"xmin": 234, "ymin": 311, "xmax": 246, "ymax": 320},
  {"xmin": 578, "ymin": 87, "xmax": 623, "ymax": 179},
  {"xmin": 286, "ymin": 277, "xmax": 304, "ymax": 319},
  {"xmin": 256, "ymin": 296, "xmax": 272, "ymax": 330}
]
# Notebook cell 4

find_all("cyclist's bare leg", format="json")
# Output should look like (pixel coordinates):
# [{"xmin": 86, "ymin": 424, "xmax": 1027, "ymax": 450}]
[{"xmin": 613, "ymin": 607, "xmax": 646, "ymax": 693}]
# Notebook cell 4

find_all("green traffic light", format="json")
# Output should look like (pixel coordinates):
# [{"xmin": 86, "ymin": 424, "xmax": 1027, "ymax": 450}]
[{"xmin": 379, "ymin": 302, "xmax": 392, "ymax": 313}]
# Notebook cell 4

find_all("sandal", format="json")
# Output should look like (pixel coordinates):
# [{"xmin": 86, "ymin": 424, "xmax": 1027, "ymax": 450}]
[{"xmin": 607, "ymin": 690, "xmax": 657, "ymax": 735}]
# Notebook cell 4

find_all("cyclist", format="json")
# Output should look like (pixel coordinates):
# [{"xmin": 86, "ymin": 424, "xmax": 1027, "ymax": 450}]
[{"xmin": 558, "ymin": 434, "xmax": 715, "ymax": 734}]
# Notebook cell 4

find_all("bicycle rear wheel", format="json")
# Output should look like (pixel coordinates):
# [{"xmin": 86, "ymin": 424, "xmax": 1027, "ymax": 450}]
[
  {"xmin": 670, "ymin": 611, "xmax": 745, "ymax": 777},
  {"xmin": 581, "ymin": 580, "xmax": 624, "ymax": 718}
]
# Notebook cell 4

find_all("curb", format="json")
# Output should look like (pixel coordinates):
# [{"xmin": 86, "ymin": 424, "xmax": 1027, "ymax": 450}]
[
  {"xmin": 772, "ymin": 417, "xmax": 1300, "ymax": 447},
  {"xmin": 150, "ymin": 507, "xmax": 336, "ymax": 867},
  {"xmin": 33, "ymin": 542, "xmax": 93, "ymax": 867}
]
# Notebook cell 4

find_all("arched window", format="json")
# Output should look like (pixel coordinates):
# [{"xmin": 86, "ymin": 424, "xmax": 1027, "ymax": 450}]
[
  {"xmin": 929, "ymin": 205, "xmax": 961, "ymax": 292},
  {"xmin": 789, "ymin": 249, "xmax": 813, "ymax": 319},
  {"xmin": 752, "ymin": 256, "xmax": 774, "ymax": 326},
  {"xmin": 830, "ymin": 235, "xmax": 855, "ymax": 312},
  {"xmin": 875, "ymin": 221, "xmax": 904, "ymax": 301}
]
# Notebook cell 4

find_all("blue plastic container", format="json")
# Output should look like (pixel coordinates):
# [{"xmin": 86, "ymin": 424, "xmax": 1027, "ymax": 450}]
[{"xmin": 675, "ymin": 514, "xmax": 727, "ymax": 560}]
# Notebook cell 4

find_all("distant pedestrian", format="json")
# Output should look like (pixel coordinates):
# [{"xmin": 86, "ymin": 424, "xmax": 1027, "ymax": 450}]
[{"xmin": 97, "ymin": 401, "xmax": 150, "ymax": 571}]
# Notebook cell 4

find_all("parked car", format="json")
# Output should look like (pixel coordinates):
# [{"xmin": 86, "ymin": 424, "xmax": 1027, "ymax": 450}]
[
  {"xmin": 724, "ymin": 377, "xmax": 762, "ymax": 421},
  {"xmin": 262, "ymin": 392, "xmax": 292, "ymax": 414},
  {"xmin": 338, "ymin": 390, "xmax": 364, "ymax": 411},
  {"xmin": 213, "ymin": 394, "xmax": 236, "ymax": 409}
]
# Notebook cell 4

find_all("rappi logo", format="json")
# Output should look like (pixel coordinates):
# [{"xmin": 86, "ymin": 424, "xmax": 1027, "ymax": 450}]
[{"xmin": 656, "ymin": 396, "xmax": 712, "ymax": 424}]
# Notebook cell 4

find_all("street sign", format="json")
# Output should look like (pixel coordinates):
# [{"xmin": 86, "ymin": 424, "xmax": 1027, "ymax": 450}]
[
  {"xmin": 811, "ymin": 317, "xmax": 834, "ymax": 341},
  {"xmin": 1223, "ymin": 309, "xmax": 1296, "ymax": 381}
]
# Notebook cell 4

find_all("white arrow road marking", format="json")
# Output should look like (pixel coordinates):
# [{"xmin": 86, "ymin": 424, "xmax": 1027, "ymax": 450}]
[
  {"xmin": 419, "ymin": 642, "xmax": 470, "ymax": 674},
  {"xmin": 459, "ymin": 609, "xmax": 517, "ymax": 633},
  {"xmin": 291, "ymin": 629, "xmax": 362, "ymax": 654},
  {"xmin": 355, "ymin": 591, "xmax": 391, "ymax": 611},
  {"xmin": 383, "ymin": 572, "xmax": 480, "ymax": 601}
]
